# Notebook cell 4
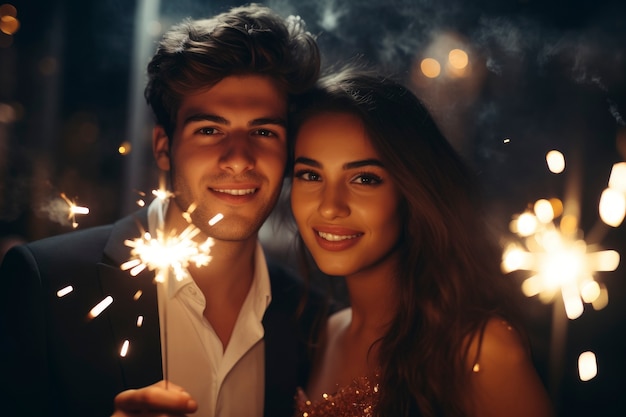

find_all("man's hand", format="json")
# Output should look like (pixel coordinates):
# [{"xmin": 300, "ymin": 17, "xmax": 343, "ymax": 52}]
[{"xmin": 112, "ymin": 380, "xmax": 198, "ymax": 417}]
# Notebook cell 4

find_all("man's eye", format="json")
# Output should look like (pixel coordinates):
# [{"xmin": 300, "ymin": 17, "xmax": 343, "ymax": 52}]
[
  {"xmin": 254, "ymin": 129, "xmax": 276, "ymax": 137},
  {"xmin": 198, "ymin": 127, "xmax": 218, "ymax": 135}
]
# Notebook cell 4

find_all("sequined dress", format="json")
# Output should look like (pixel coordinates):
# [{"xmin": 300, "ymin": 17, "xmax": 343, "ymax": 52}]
[{"xmin": 294, "ymin": 375, "xmax": 380, "ymax": 417}]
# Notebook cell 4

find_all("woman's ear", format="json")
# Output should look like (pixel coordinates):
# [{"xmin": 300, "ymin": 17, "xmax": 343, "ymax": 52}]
[{"xmin": 153, "ymin": 125, "xmax": 171, "ymax": 171}]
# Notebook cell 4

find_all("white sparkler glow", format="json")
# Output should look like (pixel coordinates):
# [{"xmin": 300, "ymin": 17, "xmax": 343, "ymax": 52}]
[
  {"xmin": 121, "ymin": 225, "xmax": 215, "ymax": 282},
  {"xmin": 56, "ymin": 285, "xmax": 73, "ymax": 298}
]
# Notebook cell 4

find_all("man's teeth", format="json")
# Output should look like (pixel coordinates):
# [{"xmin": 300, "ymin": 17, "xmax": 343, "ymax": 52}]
[
  {"xmin": 214, "ymin": 188, "xmax": 255, "ymax": 195},
  {"xmin": 317, "ymin": 231, "xmax": 360, "ymax": 241}
]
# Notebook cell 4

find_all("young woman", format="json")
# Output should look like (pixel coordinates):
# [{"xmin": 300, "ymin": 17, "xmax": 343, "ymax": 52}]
[{"xmin": 289, "ymin": 69, "xmax": 554, "ymax": 417}]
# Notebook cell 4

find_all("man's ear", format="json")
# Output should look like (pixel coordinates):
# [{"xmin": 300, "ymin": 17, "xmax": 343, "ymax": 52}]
[{"xmin": 153, "ymin": 125, "xmax": 171, "ymax": 171}]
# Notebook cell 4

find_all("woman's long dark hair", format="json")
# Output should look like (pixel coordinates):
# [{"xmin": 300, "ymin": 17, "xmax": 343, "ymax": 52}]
[{"xmin": 289, "ymin": 68, "xmax": 524, "ymax": 417}]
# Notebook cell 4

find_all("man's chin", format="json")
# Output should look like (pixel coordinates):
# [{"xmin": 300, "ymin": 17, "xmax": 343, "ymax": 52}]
[{"xmin": 200, "ymin": 219, "xmax": 262, "ymax": 242}]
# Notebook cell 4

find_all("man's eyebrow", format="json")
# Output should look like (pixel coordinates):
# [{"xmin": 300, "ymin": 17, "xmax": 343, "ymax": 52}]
[
  {"xmin": 294, "ymin": 157, "xmax": 384, "ymax": 170},
  {"xmin": 182, "ymin": 113, "xmax": 286, "ymax": 127},
  {"xmin": 183, "ymin": 113, "xmax": 228, "ymax": 126}
]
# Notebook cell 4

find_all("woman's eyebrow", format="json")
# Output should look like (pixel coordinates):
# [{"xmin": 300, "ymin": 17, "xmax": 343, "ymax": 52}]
[{"xmin": 293, "ymin": 156, "xmax": 321, "ymax": 167}]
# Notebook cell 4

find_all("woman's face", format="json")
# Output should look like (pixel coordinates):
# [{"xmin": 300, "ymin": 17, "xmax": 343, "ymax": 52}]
[{"xmin": 291, "ymin": 112, "xmax": 403, "ymax": 278}]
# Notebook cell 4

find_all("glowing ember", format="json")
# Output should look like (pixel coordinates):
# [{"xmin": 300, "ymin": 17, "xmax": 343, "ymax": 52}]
[
  {"xmin": 56, "ymin": 285, "xmax": 73, "ymax": 298},
  {"xmin": 120, "ymin": 340, "xmax": 130, "ymax": 357},
  {"xmin": 88, "ymin": 295, "xmax": 114, "ymax": 319},
  {"xmin": 208, "ymin": 213, "xmax": 224, "ymax": 226}
]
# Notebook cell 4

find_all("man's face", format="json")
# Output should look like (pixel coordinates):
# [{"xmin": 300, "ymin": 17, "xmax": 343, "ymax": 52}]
[{"xmin": 153, "ymin": 75, "xmax": 288, "ymax": 241}]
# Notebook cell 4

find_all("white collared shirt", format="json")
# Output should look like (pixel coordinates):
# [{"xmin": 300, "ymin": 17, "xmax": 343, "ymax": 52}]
[{"xmin": 148, "ymin": 198, "xmax": 272, "ymax": 417}]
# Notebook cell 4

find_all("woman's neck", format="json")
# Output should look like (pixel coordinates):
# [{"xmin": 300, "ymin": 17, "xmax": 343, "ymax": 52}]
[{"xmin": 343, "ymin": 252, "xmax": 399, "ymax": 344}]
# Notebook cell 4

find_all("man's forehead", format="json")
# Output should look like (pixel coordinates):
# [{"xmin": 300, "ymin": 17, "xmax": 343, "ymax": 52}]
[{"xmin": 179, "ymin": 77, "xmax": 287, "ymax": 113}]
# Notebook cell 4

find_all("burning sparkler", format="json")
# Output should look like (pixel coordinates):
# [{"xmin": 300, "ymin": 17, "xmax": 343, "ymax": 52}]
[
  {"xmin": 501, "ymin": 201, "xmax": 619, "ymax": 320},
  {"xmin": 120, "ymin": 194, "xmax": 223, "ymax": 386},
  {"xmin": 501, "ymin": 149, "xmax": 623, "ymax": 401},
  {"xmin": 60, "ymin": 193, "xmax": 90, "ymax": 228},
  {"xmin": 120, "ymin": 223, "xmax": 215, "ymax": 282}
]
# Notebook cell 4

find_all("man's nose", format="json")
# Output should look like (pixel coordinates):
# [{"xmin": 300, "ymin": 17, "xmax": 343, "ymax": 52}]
[{"xmin": 218, "ymin": 133, "xmax": 254, "ymax": 174}]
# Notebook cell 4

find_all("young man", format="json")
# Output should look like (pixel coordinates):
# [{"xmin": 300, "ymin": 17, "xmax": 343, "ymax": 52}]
[{"xmin": 0, "ymin": 5, "xmax": 324, "ymax": 417}]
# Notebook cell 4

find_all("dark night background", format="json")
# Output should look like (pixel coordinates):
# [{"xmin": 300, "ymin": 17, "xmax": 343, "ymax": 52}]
[{"xmin": 1, "ymin": 1, "xmax": 625, "ymax": 416}]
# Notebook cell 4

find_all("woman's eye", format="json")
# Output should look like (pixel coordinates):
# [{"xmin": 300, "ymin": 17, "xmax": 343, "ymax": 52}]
[
  {"xmin": 294, "ymin": 170, "xmax": 321, "ymax": 181},
  {"xmin": 353, "ymin": 174, "xmax": 382, "ymax": 185}
]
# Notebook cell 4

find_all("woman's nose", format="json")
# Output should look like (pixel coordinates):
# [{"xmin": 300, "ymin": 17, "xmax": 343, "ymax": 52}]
[{"xmin": 318, "ymin": 183, "xmax": 350, "ymax": 219}]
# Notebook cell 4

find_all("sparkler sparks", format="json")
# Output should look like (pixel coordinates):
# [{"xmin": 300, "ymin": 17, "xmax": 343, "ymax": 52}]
[
  {"xmin": 121, "ymin": 224, "xmax": 215, "ymax": 282},
  {"xmin": 599, "ymin": 162, "xmax": 626, "ymax": 227},
  {"xmin": 56, "ymin": 285, "xmax": 73, "ymax": 298},
  {"xmin": 502, "ymin": 202, "xmax": 619, "ymax": 320},
  {"xmin": 60, "ymin": 193, "xmax": 90, "ymax": 228},
  {"xmin": 135, "ymin": 177, "xmax": 175, "ymax": 207},
  {"xmin": 88, "ymin": 296, "xmax": 114, "ymax": 319},
  {"xmin": 120, "ymin": 188, "xmax": 223, "ymax": 382}
]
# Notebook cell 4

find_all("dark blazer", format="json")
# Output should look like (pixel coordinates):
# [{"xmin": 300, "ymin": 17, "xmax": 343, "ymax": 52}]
[{"xmin": 0, "ymin": 209, "xmax": 326, "ymax": 417}]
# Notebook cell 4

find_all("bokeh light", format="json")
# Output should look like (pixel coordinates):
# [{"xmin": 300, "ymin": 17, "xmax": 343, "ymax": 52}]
[
  {"xmin": 578, "ymin": 351, "xmax": 598, "ymax": 381},
  {"xmin": 546, "ymin": 150, "xmax": 566, "ymax": 174},
  {"xmin": 420, "ymin": 58, "xmax": 441, "ymax": 78}
]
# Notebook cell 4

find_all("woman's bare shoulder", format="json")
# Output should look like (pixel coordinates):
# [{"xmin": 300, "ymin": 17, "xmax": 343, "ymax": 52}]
[
  {"xmin": 471, "ymin": 318, "xmax": 528, "ymax": 367},
  {"xmin": 465, "ymin": 317, "xmax": 554, "ymax": 417}
]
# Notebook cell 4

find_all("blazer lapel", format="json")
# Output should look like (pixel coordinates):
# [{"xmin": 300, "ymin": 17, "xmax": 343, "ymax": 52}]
[{"xmin": 99, "ymin": 209, "xmax": 163, "ymax": 388}]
